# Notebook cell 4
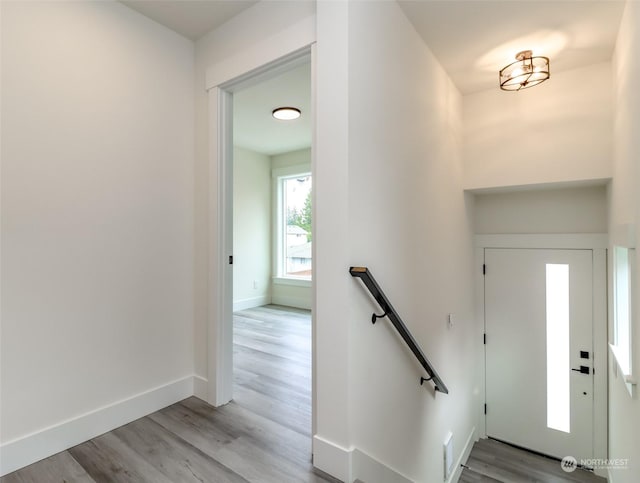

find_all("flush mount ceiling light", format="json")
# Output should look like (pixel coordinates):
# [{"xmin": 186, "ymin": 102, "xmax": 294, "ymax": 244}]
[
  {"xmin": 272, "ymin": 107, "xmax": 301, "ymax": 120},
  {"xmin": 499, "ymin": 50, "xmax": 550, "ymax": 91}
]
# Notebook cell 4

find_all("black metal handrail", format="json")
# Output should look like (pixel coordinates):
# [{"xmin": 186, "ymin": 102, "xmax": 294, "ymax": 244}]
[{"xmin": 349, "ymin": 266, "xmax": 449, "ymax": 394}]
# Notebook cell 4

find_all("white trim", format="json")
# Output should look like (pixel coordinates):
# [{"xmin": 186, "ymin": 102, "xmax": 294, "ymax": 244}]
[
  {"xmin": 207, "ymin": 87, "xmax": 234, "ymax": 407},
  {"xmin": 352, "ymin": 449, "xmax": 413, "ymax": 483},
  {"xmin": 312, "ymin": 429, "xmax": 476, "ymax": 483},
  {"xmin": 272, "ymin": 166, "xmax": 312, "ymax": 281},
  {"xmin": 310, "ymin": 42, "xmax": 318, "ymax": 441},
  {"xmin": 475, "ymin": 233, "xmax": 608, "ymax": 249},
  {"xmin": 0, "ymin": 376, "xmax": 195, "ymax": 477},
  {"xmin": 610, "ymin": 243, "xmax": 636, "ymax": 398},
  {"xmin": 205, "ymin": 16, "xmax": 315, "ymax": 90},
  {"xmin": 193, "ymin": 375, "xmax": 209, "ymax": 401},
  {"xmin": 609, "ymin": 343, "xmax": 638, "ymax": 384},
  {"xmin": 609, "ymin": 344, "xmax": 637, "ymax": 395},
  {"xmin": 272, "ymin": 293, "xmax": 312, "ymax": 310},
  {"xmin": 593, "ymin": 467, "xmax": 608, "ymax": 479},
  {"xmin": 464, "ymin": 178, "xmax": 611, "ymax": 195},
  {"xmin": 312, "ymin": 435, "xmax": 352, "ymax": 482},
  {"xmin": 476, "ymin": 234, "xmax": 608, "ymax": 464},
  {"xmin": 592, "ymin": 249, "xmax": 609, "ymax": 463},
  {"xmin": 206, "ymin": 28, "xmax": 315, "ymax": 418},
  {"xmin": 448, "ymin": 427, "xmax": 477, "ymax": 483},
  {"xmin": 233, "ymin": 295, "xmax": 271, "ymax": 312},
  {"xmin": 475, "ymin": 245, "xmax": 487, "ymax": 439},
  {"xmin": 272, "ymin": 164, "xmax": 311, "ymax": 179},
  {"xmin": 273, "ymin": 277, "xmax": 312, "ymax": 288}
]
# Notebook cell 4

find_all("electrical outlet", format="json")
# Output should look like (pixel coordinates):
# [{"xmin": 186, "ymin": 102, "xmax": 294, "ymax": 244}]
[
  {"xmin": 253, "ymin": 280, "xmax": 258, "ymax": 289},
  {"xmin": 447, "ymin": 313, "xmax": 454, "ymax": 329}
]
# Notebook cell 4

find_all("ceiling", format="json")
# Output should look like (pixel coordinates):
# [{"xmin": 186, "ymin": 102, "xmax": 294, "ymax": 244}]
[
  {"xmin": 398, "ymin": 0, "xmax": 625, "ymax": 94},
  {"xmin": 120, "ymin": 0, "xmax": 625, "ymax": 152},
  {"xmin": 120, "ymin": 0, "xmax": 258, "ymax": 40},
  {"xmin": 233, "ymin": 62, "xmax": 312, "ymax": 156}
]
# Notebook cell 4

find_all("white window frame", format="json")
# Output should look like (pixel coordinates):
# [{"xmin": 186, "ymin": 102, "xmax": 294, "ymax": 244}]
[
  {"xmin": 272, "ymin": 164, "xmax": 312, "ymax": 286},
  {"xmin": 610, "ymin": 238, "xmax": 637, "ymax": 397}
]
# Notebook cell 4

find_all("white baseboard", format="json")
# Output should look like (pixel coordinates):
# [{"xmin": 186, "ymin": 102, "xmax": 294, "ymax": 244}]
[
  {"xmin": 352, "ymin": 448, "xmax": 413, "ymax": 483},
  {"xmin": 313, "ymin": 435, "xmax": 353, "ymax": 482},
  {"xmin": 313, "ymin": 436, "xmax": 415, "ymax": 483},
  {"xmin": 233, "ymin": 295, "xmax": 270, "ymax": 312},
  {"xmin": 193, "ymin": 375, "xmax": 209, "ymax": 401},
  {"xmin": 448, "ymin": 427, "xmax": 477, "ymax": 483},
  {"xmin": 0, "ymin": 375, "xmax": 196, "ymax": 477},
  {"xmin": 272, "ymin": 294, "xmax": 311, "ymax": 310}
]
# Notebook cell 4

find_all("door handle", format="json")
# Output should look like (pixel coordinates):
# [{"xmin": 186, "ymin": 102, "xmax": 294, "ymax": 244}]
[{"xmin": 572, "ymin": 366, "xmax": 590, "ymax": 375}]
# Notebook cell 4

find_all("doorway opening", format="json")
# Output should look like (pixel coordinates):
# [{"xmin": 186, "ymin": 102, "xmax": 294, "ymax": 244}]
[{"xmin": 230, "ymin": 58, "xmax": 313, "ymax": 437}]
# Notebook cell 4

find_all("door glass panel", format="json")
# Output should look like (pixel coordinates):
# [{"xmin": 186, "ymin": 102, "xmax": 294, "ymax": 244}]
[{"xmin": 546, "ymin": 263, "xmax": 570, "ymax": 433}]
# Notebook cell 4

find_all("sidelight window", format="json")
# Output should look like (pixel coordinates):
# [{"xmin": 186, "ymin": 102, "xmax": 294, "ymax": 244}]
[{"xmin": 546, "ymin": 263, "xmax": 571, "ymax": 433}]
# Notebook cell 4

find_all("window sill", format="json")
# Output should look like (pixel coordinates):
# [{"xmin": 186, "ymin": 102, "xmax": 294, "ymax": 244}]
[
  {"xmin": 609, "ymin": 343, "xmax": 637, "ymax": 397},
  {"xmin": 273, "ymin": 277, "xmax": 312, "ymax": 288}
]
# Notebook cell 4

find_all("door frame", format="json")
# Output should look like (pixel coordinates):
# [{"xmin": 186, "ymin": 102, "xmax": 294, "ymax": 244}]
[
  {"xmin": 474, "ymin": 234, "xmax": 608, "ymax": 475},
  {"xmin": 204, "ymin": 18, "xmax": 316, "ymax": 408}
]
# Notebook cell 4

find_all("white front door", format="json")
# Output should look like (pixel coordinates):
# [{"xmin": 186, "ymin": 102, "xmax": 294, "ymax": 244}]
[{"xmin": 485, "ymin": 248, "xmax": 594, "ymax": 461}]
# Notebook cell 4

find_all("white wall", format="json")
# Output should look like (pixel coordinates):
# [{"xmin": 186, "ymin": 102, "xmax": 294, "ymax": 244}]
[
  {"xmin": 345, "ymin": 2, "xmax": 476, "ymax": 481},
  {"xmin": 193, "ymin": 0, "xmax": 316, "ymax": 379},
  {"xmin": 1, "ymin": 0, "xmax": 194, "ymax": 468},
  {"xmin": 271, "ymin": 148, "xmax": 312, "ymax": 310},
  {"xmin": 233, "ymin": 147, "xmax": 271, "ymax": 310},
  {"xmin": 609, "ymin": 1, "xmax": 640, "ymax": 481},
  {"xmin": 271, "ymin": 147, "xmax": 311, "ymax": 170},
  {"xmin": 314, "ymin": 1, "xmax": 352, "ymax": 477},
  {"xmin": 464, "ymin": 62, "xmax": 613, "ymax": 190},
  {"xmin": 474, "ymin": 185, "xmax": 608, "ymax": 234}
]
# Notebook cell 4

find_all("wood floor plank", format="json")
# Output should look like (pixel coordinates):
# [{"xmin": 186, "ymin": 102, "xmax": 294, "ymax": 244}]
[
  {"xmin": 233, "ymin": 332, "xmax": 311, "ymax": 365},
  {"xmin": 68, "ymin": 432, "xmax": 174, "ymax": 483},
  {"xmin": 112, "ymin": 416, "xmax": 249, "ymax": 483},
  {"xmin": 463, "ymin": 439, "xmax": 608, "ymax": 483},
  {"xmin": 0, "ymin": 451, "xmax": 95, "ymax": 483},
  {"xmin": 180, "ymin": 396, "xmax": 313, "ymax": 469},
  {"xmin": 233, "ymin": 344, "xmax": 311, "ymax": 383},
  {"xmin": 459, "ymin": 467, "xmax": 503, "ymax": 482},
  {"xmin": 231, "ymin": 381, "xmax": 312, "ymax": 437},
  {"xmin": 233, "ymin": 368, "xmax": 311, "ymax": 413},
  {"xmin": 150, "ymin": 398, "xmax": 319, "ymax": 483}
]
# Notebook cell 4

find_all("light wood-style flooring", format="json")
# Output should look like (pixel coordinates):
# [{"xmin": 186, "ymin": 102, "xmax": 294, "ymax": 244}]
[
  {"xmin": 2, "ymin": 305, "xmax": 336, "ymax": 483},
  {"xmin": 2, "ymin": 306, "xmax": 611, "ymax": 483},
  {"xmin": 460, "ymin": 438, "xmax": 607, "ymax": 483}
]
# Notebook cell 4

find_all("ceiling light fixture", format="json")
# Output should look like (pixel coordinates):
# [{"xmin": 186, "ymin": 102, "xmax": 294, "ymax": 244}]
[
  {"xmin": 272, "ymin": 107, "xmax": 301, "ymax": 120},
  {"xmin": 499, "ymin": 50, "xmax": 550, "ymax": 91}
]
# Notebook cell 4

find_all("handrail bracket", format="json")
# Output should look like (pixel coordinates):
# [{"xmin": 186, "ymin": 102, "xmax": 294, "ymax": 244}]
[{"xmin": 371, "ymin": 312, "xmax": 388, "ymax": 324}]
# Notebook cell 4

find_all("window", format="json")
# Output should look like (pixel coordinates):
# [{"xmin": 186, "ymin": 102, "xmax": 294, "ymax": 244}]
[
  {"xmin": 274, "ymin": 167, "xmax": 312, "ymax": 281},
  {"xmin": 611, "ymin": 246, "xmax": 634, "ymax": 389},
  {"xmin": 545, "ymin": 263, "xmax": 571, "ymax": 433}
]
